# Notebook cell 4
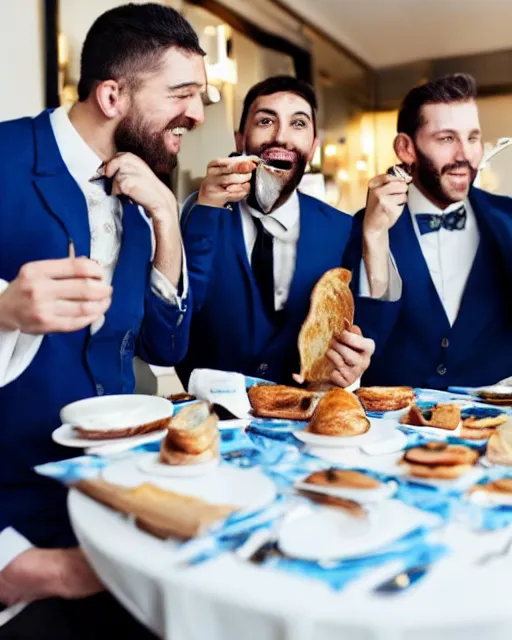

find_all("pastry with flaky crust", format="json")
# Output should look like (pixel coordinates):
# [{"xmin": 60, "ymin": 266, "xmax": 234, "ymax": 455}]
[
  {"xmin": 400, "ymin": 442, "xmax": 479, "ymax": 479},
  {"xmin": 305, "ymin": 468, "xmax": 380, "ymax": 489},
  {"xmin": 355, "ymin": 386, "xmax": 414, "ymax": 412},
  {"xmin": 400, "ymin": 403, "xmax": 461, "ymax": 431},
  {"xmin": 306, "ymin": 388, "xmax": 370, "ymax": 437},
  {"xmin": 248, "ymin": 384, "xmax": 321, "ymax": 421}
]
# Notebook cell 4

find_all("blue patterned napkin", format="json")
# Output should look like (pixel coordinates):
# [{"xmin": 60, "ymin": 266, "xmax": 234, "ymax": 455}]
[{"xmin": 268, "ymin": 527, "xmax": 448, "ymax": 591}]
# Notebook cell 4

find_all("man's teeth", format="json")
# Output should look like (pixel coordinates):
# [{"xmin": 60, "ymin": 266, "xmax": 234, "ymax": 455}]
[{"xmin": 170, "ymin": 127, "xmax": 187, "ymax": 136}]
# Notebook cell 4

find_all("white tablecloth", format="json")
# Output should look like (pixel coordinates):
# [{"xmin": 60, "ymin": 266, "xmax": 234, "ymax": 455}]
[{"xmin": 69, "ymin": 489, "xmax": 512, "ymax": 640}]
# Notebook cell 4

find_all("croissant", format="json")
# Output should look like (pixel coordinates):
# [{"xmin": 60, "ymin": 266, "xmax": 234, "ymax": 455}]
[{"xmin": 307, "ymin": 388, "xmax": 369, "ymax": 437}]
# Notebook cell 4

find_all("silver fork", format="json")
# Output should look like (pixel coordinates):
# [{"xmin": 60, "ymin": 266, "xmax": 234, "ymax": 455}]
[{"xmin": 475, "ymin": 535, "xmax": 512, "ymax": 566}]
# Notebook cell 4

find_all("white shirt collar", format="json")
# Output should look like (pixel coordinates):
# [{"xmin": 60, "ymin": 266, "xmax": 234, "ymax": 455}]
[
  {"xmin": 242, "ymin": 190, "xmax": 300, "ymax": 231},
  {"xmin": 49, "ymin": 106, "xmax": 103, "ymax": 186},
  {"xmin": 407, "ymin": 182, "xmax": 467, "ymax": 216}
]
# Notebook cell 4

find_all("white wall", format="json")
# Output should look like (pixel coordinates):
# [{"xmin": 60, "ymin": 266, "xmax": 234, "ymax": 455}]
[{"xmin": 0, "ymin": 0, "xmax": 44, "ymax": 121}]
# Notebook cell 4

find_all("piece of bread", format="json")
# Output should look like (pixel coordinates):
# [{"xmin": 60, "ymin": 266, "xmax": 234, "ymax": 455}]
[
  {"xmin": 460, "ymin": 426, "xmax": 496, "ymax": 441},
  {"xmin": 164, "ymin": 402, "xmax": 217, "ymax": 454},
  {"xmin": 400, "ymin": 403, "xmax": 461, "ymax": 431},
  {"xmin": 73, "ymin": 416, "xmax": 171, "ymax": 440},
  {"xmin": 355, "ymin": 386, "xmax": 415, "ymax": 412},
  {"xmin": 306, "ymin": 388, "xmax": 370, "ymax": 437},
  {"xmin": 297, "ymin": 268, "xmax": 354, "ymax": 383},
  {"xmin": 167, "ymin": 392, "xmax": 196, "ymax": 403},
  {"xmin": 486, "ymin": 420, "xmax": 512, "ymax": 465},
  {"xmin": 401, "ymin": 461, "xmax": 474, "ymax": 480},
  {"xmin": 160, "ymin": 432, "xmax": 220, "ymax": 466},
  {"xmin": 305, "ymin": 468, "xmax": 380, "ymax": 489},
  {"xmin": 462, "ymin": 414, "xmax": 508, "ymax": 429},
  {"xmin": 248, "ymin": 384, "xmax": 321, "ymax": 420},
  {"xmin": 403, "ymin": 443, "xmax": 479, "ymax": 467}
]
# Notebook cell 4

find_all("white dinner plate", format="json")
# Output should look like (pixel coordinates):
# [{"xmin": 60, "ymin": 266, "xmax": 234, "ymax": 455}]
[
  {"xmin": 469, "ymin": 486, "xmax": 512, "ymax": 507},
  {"xmin": 398, "ymin": 421, "xmax": 463, "ymax": 439},
  {"xmin": 277, "ymin": 499, "xmax": 439, "ymax": 562},
  {"xmin": 396, "ymin": 464, "xmax": 484, "ymax": 491},
  {"xmin": 102, "ymin": 459, "xmax": 277, "ymax": 515},
  {"xmin": 293, "ymin": 418, "xmax": 399, "ymax": 449},
  {"xmin": 136, "ymin": 453, "xmax": 219, "ymax": 477},
  {"xmin": 59, "ymin": 394, "xmax": 174, "ymax": 435},
  {"xmin": 52, "ymin": 424, "xmax": 167, "ymax": 449}
]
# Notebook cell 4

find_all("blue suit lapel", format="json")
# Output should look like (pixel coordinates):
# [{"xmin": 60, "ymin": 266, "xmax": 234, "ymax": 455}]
[
  {"xmin": 31, "ymin": 110, "xmax": 90, "ymax": 258},
  {"xmin": 390, "ymin": 205, "xmax": 450, "ymax": 330}
]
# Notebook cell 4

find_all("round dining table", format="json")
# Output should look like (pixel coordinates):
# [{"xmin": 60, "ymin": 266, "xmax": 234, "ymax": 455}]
[{"xmin": 70, "ymin": 485, "xmax": 512, "ymax": 640}]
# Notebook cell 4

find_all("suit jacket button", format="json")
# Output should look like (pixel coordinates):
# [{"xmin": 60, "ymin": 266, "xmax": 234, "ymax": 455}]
[
  {"xmin": 96, "ymin": 383, "xmax": 105, "ymax": 395},
  {"xmin": 437, "ymin": 365, "xmax": 447, "ymax": 376},
  {"xmin": 441, "ymin": 338, "xmax": 449, "ymax": 348}
]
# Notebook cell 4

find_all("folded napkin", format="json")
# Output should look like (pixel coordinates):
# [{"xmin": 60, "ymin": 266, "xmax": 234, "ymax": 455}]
[{"xmin": 188, "ymin": 369, "xmax": 252, "ymax": 418}]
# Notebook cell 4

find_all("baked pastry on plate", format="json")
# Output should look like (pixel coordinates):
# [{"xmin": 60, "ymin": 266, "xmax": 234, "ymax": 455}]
[
  {"xmin": 160, "ymin": 401, "xmax": 219, "ymax": 466},
  {"xmin": 400, "ymin": 403, "xmax": 461, "ymax": 431},
  {"xmin": 400, "ymin": 442, "xmax": 479, "ymax": 479},
  {"xmin": 306, "ymin": 388, "xmax": 370, "ymax": 437},
  {"xmin": 355, "ymin": 386, "xmax": 414, "ymax": 412},
  {"xmin": 248, "ymin": 384, "xmax": 321, "ymax": 421}
]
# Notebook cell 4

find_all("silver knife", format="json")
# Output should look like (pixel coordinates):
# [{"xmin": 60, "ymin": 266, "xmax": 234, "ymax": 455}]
[{"xmin": 373, "ymin": 564, "xmax": 431, "ymax": 594}]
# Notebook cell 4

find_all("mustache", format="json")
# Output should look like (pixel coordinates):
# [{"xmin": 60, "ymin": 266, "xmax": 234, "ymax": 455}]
[
  {"xmin": 165, "ymin": 116, "xmax": 196, "ymax": 132},
  {"xmin": 441, "ymin": 160, "xmax": 477, "ymax": 175}
]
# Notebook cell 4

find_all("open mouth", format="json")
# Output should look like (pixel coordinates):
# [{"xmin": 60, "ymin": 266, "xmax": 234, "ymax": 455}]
[{"xmin": 264, "ymin": 158, "xmax": 294, "ymax": 171}]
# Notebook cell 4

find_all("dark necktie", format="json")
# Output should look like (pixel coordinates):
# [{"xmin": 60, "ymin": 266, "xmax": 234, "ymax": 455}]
[
  {"xmin": 251, "ymin": 218, "xmax": 275, "ymax": 316},
  {"xmin": 415, "ymin": 204, "xmax": 467, "ymax": 235}
]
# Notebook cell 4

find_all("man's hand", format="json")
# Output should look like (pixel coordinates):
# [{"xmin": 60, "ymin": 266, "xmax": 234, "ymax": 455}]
[
  {"xmin": 0, "ymin": 258, "xmax": 112, "ymax": 334},
  {"xmin": 197, "ymin": 157, "xmax": 258, "ymax": 208},
  {"xmin": 104, "ymin": 152, "xmax": 178, "ymax": 224},
  {"xmin": 326, "ymin": 325, "xmax": 375, "ymax": 388},
  {"xmin": 362, "ymin": 173, "xmax": 410, "ymax": 298},
  {"xmin": 104, "ymin": 152, "xmax": 182, "ymax": 288},
  {"xmin": 364, "ymin": 173, "xmax": 411, "ymax": 237},
  {"xmin": 0, "ymin": 548, "xmax": 103, "ymax": 606}
]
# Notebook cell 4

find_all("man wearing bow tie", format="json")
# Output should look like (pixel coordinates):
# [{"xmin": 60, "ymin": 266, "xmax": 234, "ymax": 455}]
[{"xmin": 347, "ymin": 73, "xmax": 512, "ymax": 389}]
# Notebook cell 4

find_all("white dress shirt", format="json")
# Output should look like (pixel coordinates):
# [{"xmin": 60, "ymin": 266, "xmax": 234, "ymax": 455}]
[
  {"xmin": 240, "ymin": 191, "xmax": 300, "ymax": 311},
  {"xmin": 0, "ymin": 106, "xmax": 187, "ymax": 580},
  {"xmin": 407, "ymin": 183, "xmax": 479, "ymax": 326}
]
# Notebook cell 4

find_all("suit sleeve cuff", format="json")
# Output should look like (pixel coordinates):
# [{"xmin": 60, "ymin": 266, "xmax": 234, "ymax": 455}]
[
  {"xmin": 358, "ymin": 254, "xmax": 402, "ymax": 301},
  {"xmin": 0, "ymin": 528, "xmax": 33, "ymax": 571}
]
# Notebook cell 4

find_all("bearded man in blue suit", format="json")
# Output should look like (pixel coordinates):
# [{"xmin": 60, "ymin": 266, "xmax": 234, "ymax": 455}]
[
  {"xmin": 179, "ymin": 76, "xmax": 376, "ymax": 391},
  {"xmin": 347, "ymin": 73, "xmax": 512, "ymax": 390}
]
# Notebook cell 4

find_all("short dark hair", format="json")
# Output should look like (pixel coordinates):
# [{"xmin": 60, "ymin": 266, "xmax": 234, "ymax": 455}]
[
  {"xmin": 78, "ymin": 3, "xmax": 205, "ymax": 101},
  {"xmin": 397, "ymin": 73, "xmax": 477, "ymax": 138},
  {"xmin": 238, "ymin": 75, "xmax": 317, "ymax": 134}
]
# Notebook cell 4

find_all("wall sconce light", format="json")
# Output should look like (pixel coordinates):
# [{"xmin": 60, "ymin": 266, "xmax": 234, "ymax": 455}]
[
  {"xmin": 337, "ymin": 169, "xmax": 349, "ymax": 181},
  {"xmin": 202, "ymin": 84, "xmax": 222, "ymax": 106},
  {"xmin": 324, "ymin": 144, "xmax": 338, "ymax": 158},
  {"xmin": 356, "ymin": 159, "xmax": 368, "ymax": 172},
  {"xmin": 204, "ymin": 25, "xmax": 237, "ymax": 85}
]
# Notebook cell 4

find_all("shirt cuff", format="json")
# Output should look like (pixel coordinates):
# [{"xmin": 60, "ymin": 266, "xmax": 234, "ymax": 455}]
[
  {"xmin": 346, "ymin": 377, "xmax": 361, "ymax": 392},
  {"xmin": 0, "ymin": 280, "xmax": 43, "ymax": 387},
  {"xmin": 358, "ymin": 254, "xmax": 402, "ymax": 301},
  {"xmin": 150, "ymin": 245, "xmax": 189, "ymax": 312},
  {"xmin": 0, "ymin": 528, "xmax": 33, "ymax": 572}
]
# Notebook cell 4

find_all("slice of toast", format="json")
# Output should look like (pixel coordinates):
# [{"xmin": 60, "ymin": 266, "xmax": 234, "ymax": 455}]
[{"xmin": 297, "ymin": 268, "xmax": 354, "ymax": 384}]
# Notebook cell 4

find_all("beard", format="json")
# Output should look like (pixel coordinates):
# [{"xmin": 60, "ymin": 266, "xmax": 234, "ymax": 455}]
[
  {"xmin": 114, "ymin": 110, "xmax": 194, "ymax": 176},
  {"xmin": 245, "ymin": 143, "xmax": 308, "ymax": 213},
  {"xmin": 414, "ymin": 145, "xmax": 478, "ymax": 207}
]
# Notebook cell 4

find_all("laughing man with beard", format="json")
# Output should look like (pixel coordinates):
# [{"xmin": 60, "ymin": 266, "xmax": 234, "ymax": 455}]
[
  {"xmin": 178, "ymin": 76, "xmax": 376, "ymax": 388},
  {"xmin": 346, "ymin": 73, "xmax": 512, "ymax": 389},
  {"xmin": 0, "ymin": 4, "xmax": 205, "ymax": 636}
]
